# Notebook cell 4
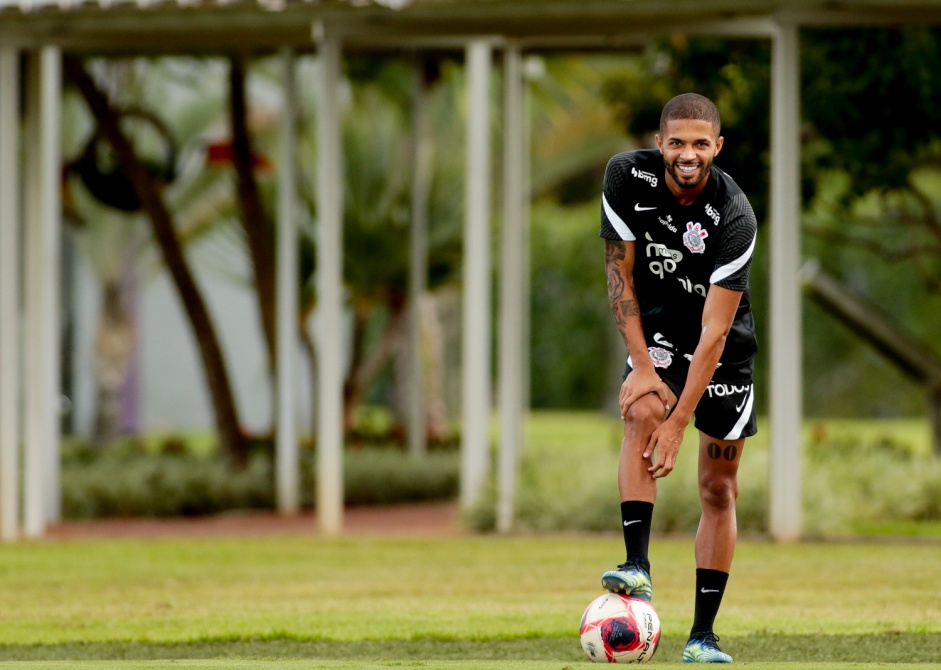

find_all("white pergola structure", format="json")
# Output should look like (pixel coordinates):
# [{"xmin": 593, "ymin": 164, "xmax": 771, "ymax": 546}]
[{"xmin": 2, "ymin": 0, "xmax": 938, "ymax": 542}]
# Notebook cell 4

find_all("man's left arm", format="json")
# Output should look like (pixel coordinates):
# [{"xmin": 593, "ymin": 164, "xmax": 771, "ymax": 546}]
[
  {"xmin": 644, "ymin": 192, "xmax": 757, "ymax": 478},
  {"xmin": 644, "ymin": 286, "xmax": 742, "ymax": 477}
]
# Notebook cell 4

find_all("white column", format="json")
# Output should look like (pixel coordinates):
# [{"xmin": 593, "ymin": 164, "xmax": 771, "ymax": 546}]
[
  {"xmin": 0, "ymin": 47, "xmax": 21, "ymax": 542},
  {"xmin": 460, "ymin": 40, "xmax": 493, "ymax": 511},
  {"xmin": 496, "ymin": 44, "xmax": 525, "ymax": 533},
  {"xmin": 276, "ymin": 47, "xmax": 300, "ymax": 514},
  {"xmin": 23, "ymin": 47, "xmax": 63, "ymax": 536},
  {"xmin": 41, "ymin": 47, "xmax": 62, "ymax": 526},
  {"xmin": 23, "ymin": 53, "xmax": 43, "ymax": 537},
  {"xmin": 407, "ymin": 62, "xmax": 432, "ymax": 458},
  {"xmin": 769, "ymin": 21, "xmax": 803, "ymax": 541},
  {"xmin": 519, "ymin": 58, "xmax": 534, "ymax": 417},
  {"xmin": 314, "ymin": 25, "xmax": 344, "ymax": 535}
]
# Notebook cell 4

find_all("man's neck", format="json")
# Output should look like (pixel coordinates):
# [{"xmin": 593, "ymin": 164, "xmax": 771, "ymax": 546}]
[{"xmin": 665, "ymin": 171, "xmax": 709, "ymax": 206}]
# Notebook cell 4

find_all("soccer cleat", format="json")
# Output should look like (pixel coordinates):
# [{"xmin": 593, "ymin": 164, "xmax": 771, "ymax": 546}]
[
  {"xmin": 600, "ymin": 559, "xmax": 653, "ymax": 602},
  {"xmin": 682, "ymin": 631, "xmax": 733, "ymax": 663}
]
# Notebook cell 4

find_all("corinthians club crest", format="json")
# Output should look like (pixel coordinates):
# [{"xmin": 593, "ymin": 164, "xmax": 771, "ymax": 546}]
[
  {"xmin": 648, "ymin": 346, "xmax": 673, "ymax": 369},
  {"xmin": 683, "ymin": 221, "xmax": 708, "ymax": 254}
]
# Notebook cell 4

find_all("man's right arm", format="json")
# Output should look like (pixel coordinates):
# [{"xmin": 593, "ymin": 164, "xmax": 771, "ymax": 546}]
[
  {"xmin": 604, "ymin": 239, "xmax": 669, "ymax": 417},
  {"xmin": 605, "ymin": 239, "xmax": 643, "ymax": 353}
]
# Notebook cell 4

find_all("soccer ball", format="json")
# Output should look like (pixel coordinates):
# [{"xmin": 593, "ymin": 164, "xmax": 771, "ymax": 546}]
[{"xmin": 579, "ymin": 593, "xmax": 661, "ymax": 663}]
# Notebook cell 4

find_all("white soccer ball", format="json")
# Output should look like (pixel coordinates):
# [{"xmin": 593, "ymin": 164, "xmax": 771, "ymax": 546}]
[{"xmin": 579, "ymin": 593, "xmax": 661, "ymax": 663}]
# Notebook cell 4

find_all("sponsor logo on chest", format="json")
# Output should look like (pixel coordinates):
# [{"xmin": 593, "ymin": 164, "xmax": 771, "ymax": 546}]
[
  {"xmin": 631, "ymin": 166, "xmax": 659, "ymax": 187},
  {"xmin": 643, "ymin": 232, "xmax": 707, "ymax": 297},
  {"xmin": 704, "ymin": 203, "xmax": 721, "ymax": 226}
]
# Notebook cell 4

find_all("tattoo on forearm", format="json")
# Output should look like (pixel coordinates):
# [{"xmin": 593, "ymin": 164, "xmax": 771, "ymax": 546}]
[
  {"xmin": 621, "ymin": 299, "xmax": 640, "ymax": 317},
  {"xmin": 605, "ymin": 239, "xmax": 626, "ymax": 263},
  {"xmin": 607, "ymin": 269, "xmax": 625, "ymax": 305},
  {"xmin": 605, "ymin": 240, "xmax": 638, "ymax": 344}
]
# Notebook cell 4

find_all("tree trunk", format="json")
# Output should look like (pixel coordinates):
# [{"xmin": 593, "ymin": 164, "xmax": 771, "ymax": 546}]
[
  {"xmin": 393, "ymin": 293, "xmax": 450, "ymax": 442},
  {"xmin": 65, "ymin": 57, "xmax": 250, "ymax": 465},
  {"xmin": 342, "ymin": 299, "xmax": 409, "ymax": 435},
  {"xmin": 228, "ymin": 54, "xmax": 277, "ymax": 372},
  {"xmin": 92, "ymin": 279, "xmax": 134, "ymax": 444},
  {"xmin": 301, "ymin": 326, "xmax": 318, "ymax": 447}
]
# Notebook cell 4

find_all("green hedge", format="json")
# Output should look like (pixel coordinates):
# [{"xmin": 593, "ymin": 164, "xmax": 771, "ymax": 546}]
[
  {"xmin": 61, "ymin": 441, "xmax": 459, "ymax": 519},
  {"xmin": 465, "ymin": 417, "xmax": 941, "ymax": 537}
]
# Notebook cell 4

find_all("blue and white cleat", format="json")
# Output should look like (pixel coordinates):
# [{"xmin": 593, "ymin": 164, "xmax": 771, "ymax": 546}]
[
  {"xmin": 600, "ymin": 559, "xmax": 653, "ymax": 602},
  {"xmin": 682, "ymin": 631, "xmax": 733, "ymax": 663}
]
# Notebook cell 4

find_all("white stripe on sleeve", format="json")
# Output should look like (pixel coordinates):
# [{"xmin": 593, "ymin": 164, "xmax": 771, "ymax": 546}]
[
  {"xmin": 602, "ymin": 193, "xmax": 635, "ymax": 241},
  {"xmin": 710, "ymin": 233, "xmax": 756, "ymax": 285}
]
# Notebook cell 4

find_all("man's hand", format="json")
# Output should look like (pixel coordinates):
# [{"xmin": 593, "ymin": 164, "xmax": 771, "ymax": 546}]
[
  {"xmin": 644, "ymin": 417, "xmax": 687, "ymax": 479},
  {"xmin": 619, "ymin": 368, "xmax": 671, "ymax": 420}
]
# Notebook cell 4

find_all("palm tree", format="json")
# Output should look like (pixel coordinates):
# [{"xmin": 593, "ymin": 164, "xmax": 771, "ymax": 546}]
[{"xmin": 64, "ymin": 56, "xmax": 251, "ymax": 464}]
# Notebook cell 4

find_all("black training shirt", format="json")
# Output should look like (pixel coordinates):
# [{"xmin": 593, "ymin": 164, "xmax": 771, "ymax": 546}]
[{"xmin": 600, "ymin": 149, "xmax": 758, "ymax": 379}]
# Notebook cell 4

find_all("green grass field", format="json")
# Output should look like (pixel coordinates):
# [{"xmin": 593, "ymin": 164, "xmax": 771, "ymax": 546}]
[
  {"xmin": 5, "ymin": 411, "xmax": 939, "ymax": 668},
  {"xmin": 0, "ymin": 532, "xmax": 939, "ymax": 668}
]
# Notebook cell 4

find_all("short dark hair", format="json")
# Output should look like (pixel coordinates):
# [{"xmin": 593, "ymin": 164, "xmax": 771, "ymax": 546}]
[{"xmin": 659, "ymin": 93, "xmax": 721, "ymax": 136}]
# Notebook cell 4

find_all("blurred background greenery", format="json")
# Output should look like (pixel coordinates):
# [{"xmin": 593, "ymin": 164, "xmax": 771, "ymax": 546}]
[{"xmin": 59, "ymin": 27, "xmax": 941, "ymax": 527}]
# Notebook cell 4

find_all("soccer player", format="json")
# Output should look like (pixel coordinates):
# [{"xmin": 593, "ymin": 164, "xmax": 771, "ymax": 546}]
[{"xmin": 598, "ymin": 92, "xmax": 758, "ymax": 664}]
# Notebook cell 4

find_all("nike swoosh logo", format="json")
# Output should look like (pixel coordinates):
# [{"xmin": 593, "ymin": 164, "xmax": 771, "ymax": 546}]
[
  {"xmin": 701, "ymin": 588, "xmax": 720, "ymax": 593},
  {"xmin": 623, "ymin": 520, "xmax": 642, "ymax": 527},
  {"xmin": 735, "ymin": 396, "xmax": 749, "ymax": 412},
  {"xmin": 634, "ymin": 204, "xmax": 656, "ymax": 211}
]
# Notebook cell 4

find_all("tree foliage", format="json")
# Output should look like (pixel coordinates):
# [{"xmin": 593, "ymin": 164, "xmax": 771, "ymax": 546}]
[
  {"xmin": 601, "ymin": 28, "xmax": 941, "ymax": 292},
  {"xmin": 597, "ymin": 28, "xmax": 941, "ymax": 417},
  {"xmin": 293, "ymin": 56, "xmax": 465, "ymax": 431}
]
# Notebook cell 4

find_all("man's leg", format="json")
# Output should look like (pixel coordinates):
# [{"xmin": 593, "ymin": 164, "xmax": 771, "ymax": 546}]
[
  {"xmin": 683, "ymin": 432, "xmax": 744, "ymax": 663},
  {"xmin": 602, "ymin": 390, "xmax": 676, "ymax": 600}
]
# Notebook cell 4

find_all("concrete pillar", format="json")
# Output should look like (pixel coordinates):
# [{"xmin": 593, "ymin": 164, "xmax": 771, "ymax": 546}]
[{"xmin": 768, "ymin": 20, "xmax": 803, "ymax": 541}]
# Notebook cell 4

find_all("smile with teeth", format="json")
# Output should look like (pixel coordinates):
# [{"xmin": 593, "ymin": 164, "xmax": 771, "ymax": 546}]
[{"xmin": 678, "ymin": 164, "xmax": 699, "ymax": 174}]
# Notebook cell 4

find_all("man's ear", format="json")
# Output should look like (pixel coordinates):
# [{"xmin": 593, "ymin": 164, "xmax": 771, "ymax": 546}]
[{"xmin": 715, "ymin": 135, "xmax": 724, "ymax": 156}]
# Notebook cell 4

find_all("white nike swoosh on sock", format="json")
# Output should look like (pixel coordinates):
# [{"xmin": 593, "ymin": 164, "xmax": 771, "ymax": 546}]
[
  {"xmin": 623, "ymin": 520, "xmax": 642, "ymax": 527},
  {"xmin": 700, "ymin": 588, "xmax": 721, "ymax": 593}
]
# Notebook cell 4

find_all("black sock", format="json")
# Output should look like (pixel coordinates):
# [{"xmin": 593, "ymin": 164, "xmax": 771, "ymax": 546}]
[
  {"xmin": 690, "ymin": 568, "xmax": 729, "ymax": 636},
  {"xmin": 619, "ymin": 501, "xmax": 653, "ymax": 570}
]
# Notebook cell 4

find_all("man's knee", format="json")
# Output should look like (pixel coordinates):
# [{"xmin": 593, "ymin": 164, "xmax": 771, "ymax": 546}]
[
  {"xmin": 624, "ymin": 397, "xmax": 664, "ymax": 432},
  {"xmin": 699, "ymin": 475, "xmax": 738, "ymax": 511}
]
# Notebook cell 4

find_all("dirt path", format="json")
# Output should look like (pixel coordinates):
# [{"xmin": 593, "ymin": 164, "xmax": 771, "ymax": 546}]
[{"xmin": 45, "ymin": 501, "xmax": 464, "ymax": 540}]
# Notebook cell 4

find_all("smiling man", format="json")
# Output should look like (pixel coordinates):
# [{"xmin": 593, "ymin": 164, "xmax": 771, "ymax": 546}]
[{"xmin": 598, "ymin": 93, "xmax": 758, "ymax": 664}]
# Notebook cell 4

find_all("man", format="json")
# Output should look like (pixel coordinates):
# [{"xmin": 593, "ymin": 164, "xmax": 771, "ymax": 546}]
[{"xmin": 598, "ymin": 92, "xmax": 758, "ymax": 664}]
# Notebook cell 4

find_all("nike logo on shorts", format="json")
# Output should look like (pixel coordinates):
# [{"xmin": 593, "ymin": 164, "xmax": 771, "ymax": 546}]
[{"xmin": 735, "ymin": 397, "xmax": 748, "ymax": 412}]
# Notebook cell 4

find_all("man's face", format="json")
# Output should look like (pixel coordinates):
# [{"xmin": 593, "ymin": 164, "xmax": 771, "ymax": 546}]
[{"xmin": 656, "ymin": 119, "xmax": 723, "ymax": 192}]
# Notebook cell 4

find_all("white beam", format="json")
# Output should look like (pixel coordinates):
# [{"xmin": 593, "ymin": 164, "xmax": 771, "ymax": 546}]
[
  {"xmin": 407, "ymin": 61, "xmax": 432, "ymax": 458},
  {"xmin": 276, "ymin": 46, "xmax": 300, "ymax": 514},
  {"xmin": 314, "ymin": 24, "xmax": 344, "ymax": 535},
  {"xmin": 0, "ymin": 46, "xmax": 21, "ymax": 542},
  {"xmin": 23, "ymin": 47, "xmax": 63, "ymax": 537},
  {"xmin": 519, "ymin": 57, "xmax": 534, "ymax": 416},
  {"xmin": 41, "ymin": 47, "xmax": 62, "ymax": 526},
  {"xmin": 460, "ymin": 40, "xmax": 493, "ymax": 511},
  {"xmin": 23, "ymin": 53, "xmax": 43, "ymax": 538},
  {"xmin": 496, "ymin": 44, "xmax": 525, "ymax": 533},
  {"xmin": 768, "ymin": 20, "xmax": 803, "ymax": 541}
]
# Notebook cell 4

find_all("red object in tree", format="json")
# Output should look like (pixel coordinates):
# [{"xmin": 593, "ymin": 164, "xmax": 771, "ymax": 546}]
[{"xmin": 205, "ymin": 140, "xmax": 272, "ymax": 171}]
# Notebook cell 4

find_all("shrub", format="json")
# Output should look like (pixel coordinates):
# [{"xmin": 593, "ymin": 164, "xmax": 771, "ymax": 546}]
[
  {"xmin": 61, "ymin": 440, "xmax": 459, "ymax": 519},
  {"xmin": 466, "ymin": 414, "xmax": 941, "ymax": 537}
]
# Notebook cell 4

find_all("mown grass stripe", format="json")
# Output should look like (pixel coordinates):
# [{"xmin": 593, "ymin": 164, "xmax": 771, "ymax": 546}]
[{"xmin": 2, "ymin": 633, "xmax": 940, "ymax": 663}]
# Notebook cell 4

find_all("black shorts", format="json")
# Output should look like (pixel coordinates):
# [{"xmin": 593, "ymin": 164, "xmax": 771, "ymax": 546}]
[{"xmin": 623, "ymin": 355, "xmax": 758, "ymax": 441}]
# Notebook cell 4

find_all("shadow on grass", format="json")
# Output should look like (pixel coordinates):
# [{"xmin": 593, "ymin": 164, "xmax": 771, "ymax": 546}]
[{"xmin": 1, "ymin": 634, "xmax": 938, "ymax": 663}]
